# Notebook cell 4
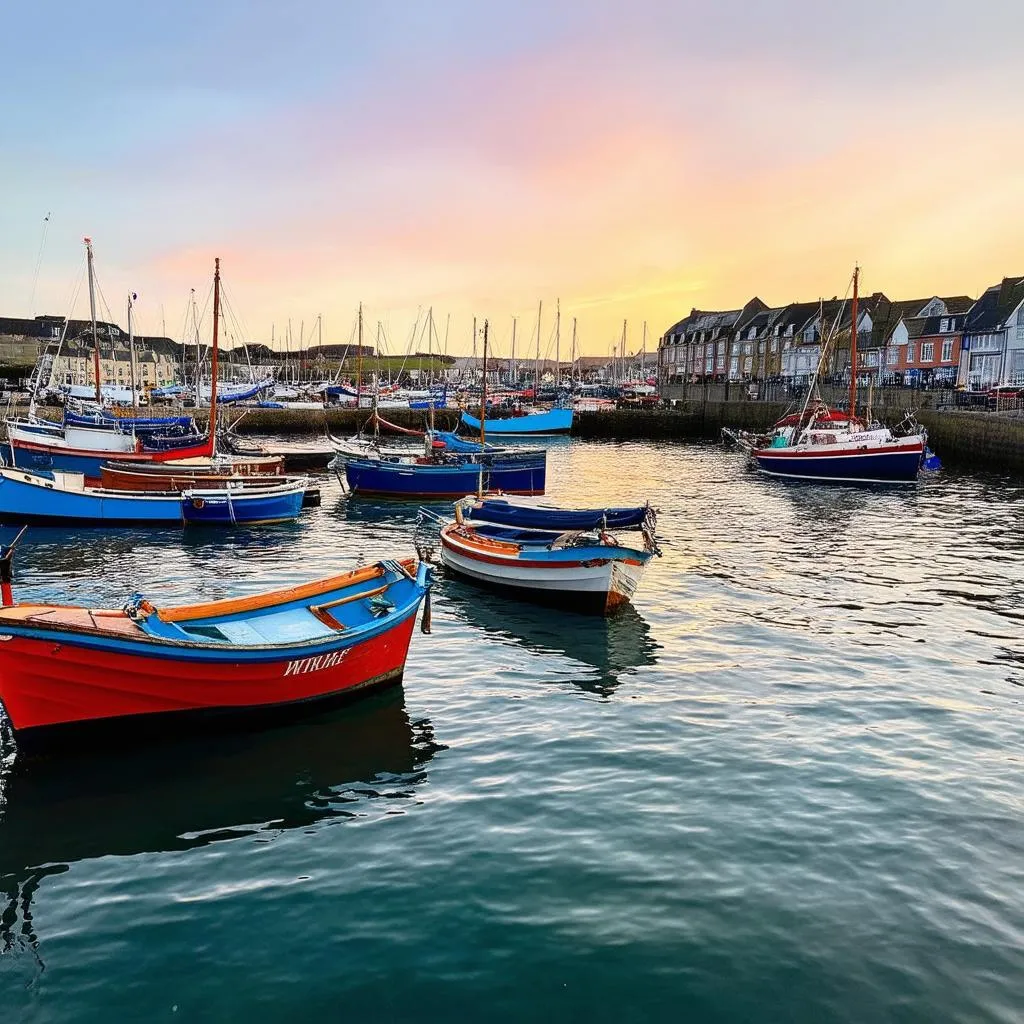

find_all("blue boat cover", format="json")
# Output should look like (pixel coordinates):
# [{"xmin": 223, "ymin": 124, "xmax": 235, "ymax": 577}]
[{"xmin": 466, "ymin": 498, "xmax": 649, "ymax": 531}]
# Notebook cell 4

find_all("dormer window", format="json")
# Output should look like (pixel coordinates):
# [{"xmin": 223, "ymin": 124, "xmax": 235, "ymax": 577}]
[
  {"xmin": 748, "ymin": 326, "xmax": 757, "ymax": 340},
  {"xmin": 939, "ymin": 317, "xmax": 949, "ymax": 333}
]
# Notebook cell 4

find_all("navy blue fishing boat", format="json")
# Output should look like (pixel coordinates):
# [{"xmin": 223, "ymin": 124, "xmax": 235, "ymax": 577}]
[{"xmin": 459, "ymin": 495, "xmax": 653, "ymax": 531}]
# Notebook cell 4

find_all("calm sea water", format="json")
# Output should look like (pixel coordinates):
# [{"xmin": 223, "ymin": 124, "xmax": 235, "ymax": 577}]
[{"xmin": 2, "ymin": 440, "xmax": 1024, "ymax": 1023}]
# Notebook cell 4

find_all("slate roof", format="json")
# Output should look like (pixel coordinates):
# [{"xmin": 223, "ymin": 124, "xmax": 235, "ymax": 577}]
[
  {"xmin": 965, "ymin": 276, "xmax": 1024, "ymax": 332},
  {"xmin": 907, "ymin": 312, "xmax": 968, "ymax": 340}
]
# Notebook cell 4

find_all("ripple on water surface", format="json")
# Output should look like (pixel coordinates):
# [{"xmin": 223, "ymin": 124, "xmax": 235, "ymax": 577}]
[{"xmin": 1, "ymin": 440, "xmax": 1024, "ymax": 1023}]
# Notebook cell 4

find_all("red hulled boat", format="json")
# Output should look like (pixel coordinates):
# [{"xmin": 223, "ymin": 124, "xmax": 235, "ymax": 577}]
[{"xmin": 0, "ymin": 533, "xmax": 432, "ymax": 750}]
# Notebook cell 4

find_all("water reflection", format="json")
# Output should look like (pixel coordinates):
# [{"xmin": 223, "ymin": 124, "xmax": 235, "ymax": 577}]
[
  {"xmin": 0, "ymin": 690, "xmax": 442, "ymax": 952},
  {"xmin": 441, "ymin": 579, "xmax": 659, "ymax": 696}
]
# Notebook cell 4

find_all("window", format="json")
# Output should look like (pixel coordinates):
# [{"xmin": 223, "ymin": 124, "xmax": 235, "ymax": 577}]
[
  {"xmin": 921, "ymin": 342, "xmax": 934, "ymax": 362},
  {"xmin": 940, "ymin": 317, "xmax": 949, "ymax": 333},
  {"xmin": 803, "ymin": 326, "xmax": 816, "ymax": 343},
  {"xmin": 906, "ymin": 343, "xmax": 915, "ymax": 363},
  {"xmin": 941, "ymin": 339, "xmax": 954, "ymax": 362},
  {"xmin": 887, "ymin": 347, "xmax": 898, "ymax": 366},
  {"xmin": 773, "ymin": 324, "xmax": 780, "ymax": 337},
  {"xmin": 748, "ymin": 326, "xmax": 757, "ymax": 340},
  {"xmin": 786, "ymin": 325, "xmax": 794, "ymax": 337}
]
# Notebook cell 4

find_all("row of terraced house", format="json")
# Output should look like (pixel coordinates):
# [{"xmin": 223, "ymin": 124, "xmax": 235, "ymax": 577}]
[{"xmin": 657, "ymin": 275, "xmax": 1024, "ymax": 394}]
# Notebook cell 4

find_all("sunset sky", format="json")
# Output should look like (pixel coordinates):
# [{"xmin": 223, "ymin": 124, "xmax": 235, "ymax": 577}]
[{"xmin": 2, "ymin": 1, "xmax": 1022, "ymax": 359}]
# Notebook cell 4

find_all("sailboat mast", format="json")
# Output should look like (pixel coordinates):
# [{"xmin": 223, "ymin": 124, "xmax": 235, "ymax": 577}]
[
  {"xmin": 535, "ymin": 300, "xmax": 542, "ymax": 394},
  {"xmin": 555, "ymin": 298, "xmax": 561, "ymax": 390},
  {"xmin": 849, "ymin": 266, "xmax": 859, "ymax": 418},
  {"xmin": 641, "ymin": 321, "xmax": 647, "ymax": 375},
  {"xmin": 480, "ymin": 319, "xmax": 488, "ymax": 447},
  {"xmin": 571, "ymin": 318, "xmax": 577, "ymax": 385},
  {"xmin": 128, "ymin": 291, "xmax": 139, "ymax": 408},
  {"xmin": 356, "ymin": 303, "xmax": 364, "ymax": 409},
  {"xmin": 192, "ymin": 290, "xmax": 200, "ymax": 406},
  {"xmin": 511, "ymin": 317, "xmax": 517, "ymax": 387},
  {"xmin": 209, "ymin": 258, "xmax": 220, "ymax": 444},
  {"xmin": 621, "ymin": 320, "xmax": 627, "ymax": 383},
  {"xmin": 85, "ymin": 238, "xmax": 101, "ymax": 404}
]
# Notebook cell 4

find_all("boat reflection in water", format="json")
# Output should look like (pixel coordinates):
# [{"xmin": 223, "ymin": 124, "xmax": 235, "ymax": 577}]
[
  {"xmin": 0, "ymin": 689, "xmax": 442, "ymax": 954},
  {"xmin": 441, "ymin": 578, "xmax": 660, "ymax": 696}
]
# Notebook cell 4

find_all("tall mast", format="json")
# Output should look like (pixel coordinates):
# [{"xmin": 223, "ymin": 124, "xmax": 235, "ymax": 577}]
[
  {"xmin": 480, "ymin": 319, "xmax": 488, "ymax": 447},
  {"xmin": 85, "ymin": 238, "xmax": 101, "ymax": 403},
  {"xmin": 427, "ymin": 307, "xmax": 433, "ymax": 388},
  {"xmin": 555, "ymin": 298, "xmax": 561, "ymax": 389},
  {"xmin": 356, "ymin": 303, "xmax": 364, "ymax": 409},
  {"xmin": 849, "ymin": 265, "xmax": 859, "ymax": 418},
  {"xmin": 621, "ymin": 320, "xmax": 627, "ymax": 383},
  {"xmin": 317, "ymin": 314, "xmax": 323, "ymax": 378},
  {"xmin": 128, "ymin": 291, "xmax": 139, "ymax": 408},
  {"xmin": 641, "ymin": 321, "xmax": 647, "ymax": 376},
  {"xmin": 571, "ymin": 317, "xmax": 577, "ymax": 385},
  {"xmin": 299, "ymin": 319, "xmax": 305, "ymax": 384},
  {"xmin": 209, "ymin": 258, "xmax": 220, "ymax": 447},
  {"xmin": 511, "ymin": 316, "xmax": 517, "ymax": 387},
  {"xmin": 192, "ymin": 289, "xmax": 200, "ymax": 405},
  {"xmin": 535, "ymin": 299, "xmax": 542, "ymax": 393},
  {"xmin": 286, "ymin": 319, "xmax": 292, "ymax": 385}
]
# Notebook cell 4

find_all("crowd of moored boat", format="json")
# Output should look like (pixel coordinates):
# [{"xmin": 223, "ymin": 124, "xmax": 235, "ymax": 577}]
[{"xmin": 0, "ymin": 261, "xmax": 942, "ymax": 755}]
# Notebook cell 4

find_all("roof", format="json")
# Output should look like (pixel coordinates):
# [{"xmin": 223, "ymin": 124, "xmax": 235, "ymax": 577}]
[
  {"xmin": 907, "ymin": 312, "xmax": 968, "ymax": 340},
  {"xmin": 662, "ymin": 297, "xmax": 765, "ymax": 341},
  {"xmin": 965, "ymin": 277, "xmax": 1024, "ymax": 333}
]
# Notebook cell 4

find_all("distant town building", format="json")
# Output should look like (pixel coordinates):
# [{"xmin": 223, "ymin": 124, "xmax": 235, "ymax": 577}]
[
  {"xmin": 657, "ymin": 280, "xmax": 1024, "ymax": 392},
  {"xmin": 961, "ymin": 277, "xmax": 1024, "ymax": 387}
]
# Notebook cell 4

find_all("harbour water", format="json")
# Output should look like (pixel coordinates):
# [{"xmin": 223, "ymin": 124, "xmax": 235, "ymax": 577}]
[{"xmin": 2, "ymin": 440, "xmax": 1023, "ymax": 1022}]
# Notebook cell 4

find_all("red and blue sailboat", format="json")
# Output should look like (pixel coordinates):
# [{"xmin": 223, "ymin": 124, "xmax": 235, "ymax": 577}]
[
  {"xmin": 743, "ymin": 267, "xmax": 930, "ymax": 484},
  {"xmin": 0, "ymin": 531, "xmax": 432, "ymax": 750}
]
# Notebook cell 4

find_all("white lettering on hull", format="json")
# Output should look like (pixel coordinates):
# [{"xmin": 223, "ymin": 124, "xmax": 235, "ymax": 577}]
[{"xmin": 284, "ymin": 648, "xmax": 350, "ymax": 677}]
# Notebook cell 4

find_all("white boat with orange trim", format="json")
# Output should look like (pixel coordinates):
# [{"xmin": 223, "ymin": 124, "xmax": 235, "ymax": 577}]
[{"xmin": 423, "ymin": 507, "xmax": 659, "ymax": 615}]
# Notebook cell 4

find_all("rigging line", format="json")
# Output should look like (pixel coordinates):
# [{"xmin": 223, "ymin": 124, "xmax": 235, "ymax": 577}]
[
  {"xmin": 393, "ymin": 309, "xmax": 423, "ymax": 383},
  {"xmin": 27, "ymin": 212, "xmax": 52, "ymax": 318},
  {"xmin": 43, "ymin": 269, "xmax": 85, "ymax": 395}
]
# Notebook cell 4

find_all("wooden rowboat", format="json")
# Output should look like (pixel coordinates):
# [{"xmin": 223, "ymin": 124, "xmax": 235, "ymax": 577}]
[{"xmin": 0, "ymin": 541, "xmax": 432, "ymax": 750}]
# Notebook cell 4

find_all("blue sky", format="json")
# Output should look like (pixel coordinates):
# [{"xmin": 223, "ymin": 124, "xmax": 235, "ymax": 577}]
[{"xmin": 2, "ymin": 1, "xmax": 1022, "ymax": 355}]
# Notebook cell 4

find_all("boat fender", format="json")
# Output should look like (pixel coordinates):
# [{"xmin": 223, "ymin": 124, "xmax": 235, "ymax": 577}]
[{"xmin": 191, "ymin": 497, "xmax": 205, "ymax": 509}]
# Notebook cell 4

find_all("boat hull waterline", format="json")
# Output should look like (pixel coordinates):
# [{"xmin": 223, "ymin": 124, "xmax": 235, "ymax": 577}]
[
  {"xmin": 439, "ymin": 524, "xmax": 650, "ymax": 615},
  {"xmin": 0, "ymin": 468, "xmax": 307, "ymax": 525},
  {"xmin": 752, "ymin": 441, "xmax": 924, "ymax": 483},
  {"xmin": 344, "ymin": 459, "xmax": 546, "ymax": 498}
]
